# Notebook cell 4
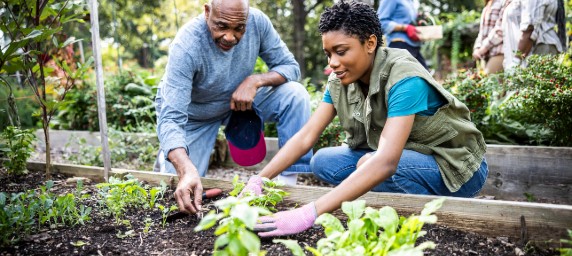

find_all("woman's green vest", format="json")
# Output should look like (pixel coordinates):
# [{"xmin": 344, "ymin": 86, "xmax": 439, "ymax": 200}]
[{"xmin": 328, "ymin": 47, "xmax": 487, "ymax": 192}]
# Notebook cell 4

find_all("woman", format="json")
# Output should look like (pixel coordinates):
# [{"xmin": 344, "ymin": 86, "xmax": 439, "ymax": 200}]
[
  {"xmin": 502, "ymin": 0, "xmax": 566, "ymax": 70},
  {"xmin": 473, "ymin": 0, "xmax": 506, "ymax": 74},
  {"xmin": 377, "ymin": 0, "xmax": 427, "ymax": 69},
  {"xmin": 247, "ymin": 0, "xmax": 488, "ymax": 237}
]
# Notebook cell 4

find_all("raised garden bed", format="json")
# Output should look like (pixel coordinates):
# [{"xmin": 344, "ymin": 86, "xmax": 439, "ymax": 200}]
[{"xmin": 0, "ymin": 161, "xmax": 568, "ymax": 255}]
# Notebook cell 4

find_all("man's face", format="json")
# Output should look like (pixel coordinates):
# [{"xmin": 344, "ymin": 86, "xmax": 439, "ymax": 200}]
[{"xmin": 205, "ymin": 1, "xmax": 248, "ymax": 51}]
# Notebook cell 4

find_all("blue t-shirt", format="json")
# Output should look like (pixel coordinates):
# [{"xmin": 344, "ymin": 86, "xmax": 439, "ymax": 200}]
[{"xmin": 322, "ymin": 76, "xmax": 445, "ymax": 117}]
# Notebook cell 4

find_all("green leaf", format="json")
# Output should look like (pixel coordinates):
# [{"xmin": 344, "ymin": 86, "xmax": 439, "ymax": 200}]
[
  {"xmin": 342, "ymin": 200, "xmax": 366, "ymax": 221},
  {"xmin": 315, "ymin": 213, "xmax": 344, "ymax": 236},
  {"xmin": 239, "ymin": 230, "xmax": 260, "ymax": 253},
  {"xmin": 70, "ymin": 240, "xmax": 87, "ymax": 247},
  {"xmin": 230, "ymin": 204, "xmax": 258, "ymax": 229},
  {"xmin": 194, "ymin": 210, "xmax": 220, "ymax": 231},
  {"xmin": 421, "ymin": 198, "xmax": 446, "ymax": 216},
  {"xmin": 214, "ymin": 234, "xmax": 230, "ymax": 249},
  {"xmin": 22, "ymin": 30, "xmax": 42, "ymax": 40},
  {"xmin": 375, "ymin": 206, "xmax": 399, "ymax": 233},
  {"xmin": 274, "ymin": 239, "xmax": 305, "ymax": 256}
]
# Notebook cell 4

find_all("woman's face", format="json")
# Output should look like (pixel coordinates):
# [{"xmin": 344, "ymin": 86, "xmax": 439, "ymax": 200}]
[{"xmin": 322, "ymin": 30, "xmax": 376, "ymax": 86}]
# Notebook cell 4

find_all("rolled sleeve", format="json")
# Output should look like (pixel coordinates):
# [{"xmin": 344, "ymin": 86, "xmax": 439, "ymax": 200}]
[
  {"xmin": 157, "ymin": 41, "xmax": 194, "ymax": 160},
  {"xmin": 256, "ymin": 12, "xmax": 300, "ymax": 82}
]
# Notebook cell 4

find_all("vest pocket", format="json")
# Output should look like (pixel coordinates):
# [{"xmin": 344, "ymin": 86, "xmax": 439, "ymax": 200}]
[{"xmin": 409, "ymin": 116, "xmax": 458, "ymax": 147}]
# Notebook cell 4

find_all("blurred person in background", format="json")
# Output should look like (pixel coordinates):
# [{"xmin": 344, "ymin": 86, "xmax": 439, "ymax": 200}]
[
  {"xmin": 377, "ymin": 0, "xmax": 428, "ymax": 69},
  {"xmin": 502, "ymin": 0, "xmax": 566, "ymax": 70},
  {"xmin": 473, "ymin": 0, "xmax": 508, "ymax": 74}
]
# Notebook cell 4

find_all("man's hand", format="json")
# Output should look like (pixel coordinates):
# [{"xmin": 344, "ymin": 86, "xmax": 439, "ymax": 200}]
[
  {"xmin": 405, "ymin": 25, "xmax": 420, "ymax": 42},
  {"xmin": 254, "ymin": 202, "xmax": 317, "ymax": 237},
  {"xmin": 174, "ymin": 172, "xmax": 203, "ymax": 214},
  {"xmin": 239, "ymin": 175, "xmax": 263, "ymax": 198},
  {"xmin": 231, "ymin": 75, "xmax": 261, "ymax": 111}
]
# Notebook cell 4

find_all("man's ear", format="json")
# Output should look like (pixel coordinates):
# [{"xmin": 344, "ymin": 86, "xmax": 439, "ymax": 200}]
[
  {"xmin": 204, "ymin": 4, "xmax": 211, "ymax": 19},
  {"xmin": 367, "ymin": 34, "xmax": 378, "ymax": 54}
]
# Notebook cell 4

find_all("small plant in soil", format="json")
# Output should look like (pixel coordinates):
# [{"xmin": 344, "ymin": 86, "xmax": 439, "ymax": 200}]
[
  {"xmin": 228, "ymin": 175, "xmax": 289, "ymax": 212},
  {"xmin": 275, "ymin": 198, "xmax": 446, "ymax": 256},
  {"xmin": 96, "ymin": 174, "xmax": 167, "ymax": 224},
  {"xmin": 0, "ymin": 180, "xmax": 91, "ymax": 245},
  {"xmin": 195, "ymin": 196, "xmax": 271, "ymax": 256}
]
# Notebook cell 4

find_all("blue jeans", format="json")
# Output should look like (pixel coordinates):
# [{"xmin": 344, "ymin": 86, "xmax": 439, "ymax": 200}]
[
  {"xmin": 156, "ymin": 81, "xmax": 313, "ymax": 176},
  {"xmin": 311, "ymin": 146, "xmax": 488, "ymax": 197}
]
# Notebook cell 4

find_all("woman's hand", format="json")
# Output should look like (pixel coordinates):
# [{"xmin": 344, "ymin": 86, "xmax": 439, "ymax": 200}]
[{"xmin": 254, "ymin": 202, "xmax": 317, "ymax": 237}]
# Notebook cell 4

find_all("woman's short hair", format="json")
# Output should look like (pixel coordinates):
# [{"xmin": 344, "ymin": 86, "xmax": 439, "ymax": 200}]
[{"xmin": 318, "ymin": 0, "xmax": 384, "ymax": 49}]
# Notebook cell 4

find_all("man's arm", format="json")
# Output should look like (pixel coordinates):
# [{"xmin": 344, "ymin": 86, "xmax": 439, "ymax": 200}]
[
  {"xmin": 230, "ymin": 9, "xmax": 299, "ymax": 111},
  {"xmin": 157, "ymin": 38, "xmax": 203, "ymax": 213}
]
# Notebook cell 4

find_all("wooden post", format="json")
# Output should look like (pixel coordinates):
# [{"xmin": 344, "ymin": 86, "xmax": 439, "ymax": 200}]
[{"xmin": 89, "ymin": 0, "xmax": 111, "ymax": 181}]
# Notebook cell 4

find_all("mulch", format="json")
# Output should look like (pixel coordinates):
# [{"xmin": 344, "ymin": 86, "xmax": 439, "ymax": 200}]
[{"xmin": 0, "ymin": 168, "xmax": 560, "ymax": 256}]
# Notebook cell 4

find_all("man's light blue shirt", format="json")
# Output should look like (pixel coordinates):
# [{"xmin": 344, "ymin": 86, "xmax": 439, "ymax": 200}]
[{"xmin": 156, "ymin": 8, "xmax": 300, "ymax": 156}]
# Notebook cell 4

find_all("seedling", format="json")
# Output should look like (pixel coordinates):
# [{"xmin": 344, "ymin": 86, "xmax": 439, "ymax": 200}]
[
  {"xmin": 229, "ymin": 175, "xmax": 289, "ymax": 212},
  {"xmin": 195, "ymin": 196, "xmax": 271, "ymax": 255},
  {"xmin": 561, "ymin": 229, "xmax": 572, "ymax": 256},
  {"xmin": 156, "ymin": 204, "xmax": 178, "ymax": 228},
  {"xmin": 278, "ymin": 198, "xmax": 446, "ymax": 256}
]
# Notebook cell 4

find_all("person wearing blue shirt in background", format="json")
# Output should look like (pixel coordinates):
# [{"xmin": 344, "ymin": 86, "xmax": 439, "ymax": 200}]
[
  {"xmin": 155, "ymin": 0, "xmax": 312, "ymax": 215},
  {"xmin": 377, "ymin": 0, "xmax": 428, "ymax": 68}
]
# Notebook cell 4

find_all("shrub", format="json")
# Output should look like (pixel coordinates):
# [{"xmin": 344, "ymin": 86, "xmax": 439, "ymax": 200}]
[
  {"xmin": 0, "ymin": 126, "xmax": 35, "ymax": 175},
  {"xmin": 444, "ymin": 51, "xmax": 572, "ymax": 146}
]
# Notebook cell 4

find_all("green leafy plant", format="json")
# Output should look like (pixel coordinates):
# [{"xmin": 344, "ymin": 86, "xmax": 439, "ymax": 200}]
[
  {"xmin": 194, "ymin": 196, "xmax": 271, "ymax": 256},
  {"xmin": 156, "ymin": 203, "xmax": 178, "ymax": 228},
  {"xmin": 561, "ymin": 229, "xmax": 572, "ymax": 256},
  {"xmin": 0, "ymin": 1, "xmax": 91, "ymax": 179},
  {"xmin": 96, "ymin": 175, "xmax": 166, "ymax": 224},
  {"xmin": 0, "ymin": 181, "xmax": 91, "ymax": 245},
  {"xmin": 228, "ymin": 175, "xmax": 289, "ymax": 212},
  {"xmin": 0, "ymin": 126, "xmax": 35, "ymax": 175},
  {"xmin": 276, "ymin": 198, "xmax": 445, "ymax": 256}
]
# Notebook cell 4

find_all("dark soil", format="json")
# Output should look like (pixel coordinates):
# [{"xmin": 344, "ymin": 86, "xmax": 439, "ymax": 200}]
[{"xmin": 0, "ymin": 169, "xmax": 560, "ymax": 256}]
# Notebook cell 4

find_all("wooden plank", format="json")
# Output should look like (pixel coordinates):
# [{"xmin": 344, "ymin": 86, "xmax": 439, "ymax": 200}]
[
  {"xmin": 483, "ymin": 145, "xmax": 572, "ymax": 203},
  {"xmin": 25, "ymin": 161, "xmax": 572, "ymax": 246}
]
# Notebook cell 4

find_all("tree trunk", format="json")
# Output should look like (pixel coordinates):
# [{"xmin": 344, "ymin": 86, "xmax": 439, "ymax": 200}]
[
  {"xmin": 292, "ymin": 0, "xmax": 306, "ymax": 78},
  {"xmin": 43, "ymin": 108, "xmax": 52, "ymax": 180}
]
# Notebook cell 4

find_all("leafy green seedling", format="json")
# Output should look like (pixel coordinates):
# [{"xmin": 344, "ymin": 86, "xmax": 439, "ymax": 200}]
[
  {"xmin": 561, "ymin": 229, "xmax": 572, "ymax": 256},
  {"xmin": 195, "ymin": 196, "xmax": 271, "ymax": 256},
  {"xmin": 278, "ymin": 198, "xmax": 446, "ymax": 256},
  {"xmin": 156, "ymin": 204, "xmax": 178, "ymax": 228}
]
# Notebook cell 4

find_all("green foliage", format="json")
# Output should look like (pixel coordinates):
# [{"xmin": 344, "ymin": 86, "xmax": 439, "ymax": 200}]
[
  {"xmin": 0, "ymin": 181, "xmax": 91, "ymax": 246},
  {"xmin": 280, "ymin": 198, "xmax": 444, "ymax": 256},
  {"xmin": 561, "ymin": 229, "xmax": 572, "ymax": 256},
  {"xmin": 155, "ymin": 203, "xmax": 178, "ymax": 228},
  {"xmin": 55, "ymin": 69, "xmax": 159, "ymax": 132},
  {"xmin": 228, "ymin": 175, "xmax": 289, "ymax": 212},
  {"xmin": 96, "ymin": 175, "xmax": 167, "ymax": 224},
  {"xmin": 64, "ymin": 129, "xmax": 158, "ymax": 170},
  {"xmin": 0, "ymin": 126, "xmax": 36, "ymax": 175},
  {"xmin": 0, "ymin": 86, "xmax": 40, "ymax": 130},
  {"xmin": 444, "ymin": 51, "xmax": 572, "ymax": 146},
  {"xmin": 194, "ymin": 196, "xmax": 271, "ymax": 256}
]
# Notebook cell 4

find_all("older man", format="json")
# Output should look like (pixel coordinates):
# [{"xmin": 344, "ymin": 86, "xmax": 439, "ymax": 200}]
[{"xmin": 155, "ymin": 0, "xmax": 312, "ymax": 214}]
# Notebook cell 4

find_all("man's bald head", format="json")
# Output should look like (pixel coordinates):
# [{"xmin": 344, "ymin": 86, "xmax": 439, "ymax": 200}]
[
  {"xmin": 210, "ymin": 0, "xmax": 249, "ymax": 12},
  {"xmin": 205, "ymin": 0, "xmax": 250, "ymax": 51}
]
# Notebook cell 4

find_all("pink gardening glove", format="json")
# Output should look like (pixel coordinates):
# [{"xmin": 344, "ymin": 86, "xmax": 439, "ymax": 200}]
[
  {"xmin": 405, "ymin": 24, "xmax": 420, "ymax": 41},
  {"xmin": 239, "ymin": 175, "xmax": 263, "ymax": 197},
  {"xmin": 254, "ymin": 202, "xmax": 317, "ymax": 237}
]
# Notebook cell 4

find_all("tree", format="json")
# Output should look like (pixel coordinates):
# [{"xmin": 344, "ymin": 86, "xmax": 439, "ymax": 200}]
[{"xmin": 0, "ymin": 0, "xmax": 91, "ymax": 179}]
